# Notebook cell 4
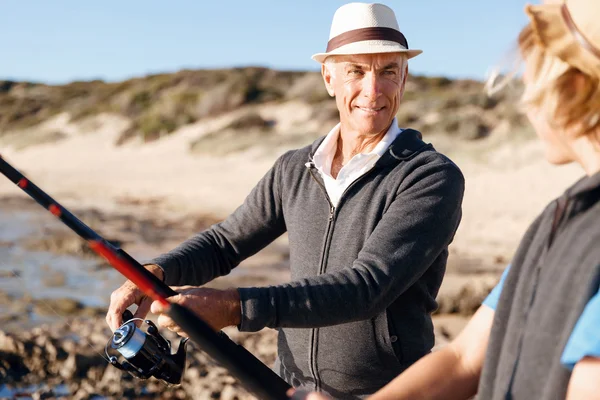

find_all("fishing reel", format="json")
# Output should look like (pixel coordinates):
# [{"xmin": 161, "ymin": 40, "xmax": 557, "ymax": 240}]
[{"xmin": 105, "ymin": 309, "xmax": 189, "ymax": 385}]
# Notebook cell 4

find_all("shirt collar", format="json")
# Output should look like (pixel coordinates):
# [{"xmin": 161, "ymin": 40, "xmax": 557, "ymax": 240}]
[
  {"xmin": 368, "ymin": 118, "xmax": 403, "ymax": 157},
  {"xmin": 565, "ymin": 169, "xmax": 600, "ymax": 198},
  {"xmin": 313, "ymin": 118, "xmax": 403, "ymax": 168}
]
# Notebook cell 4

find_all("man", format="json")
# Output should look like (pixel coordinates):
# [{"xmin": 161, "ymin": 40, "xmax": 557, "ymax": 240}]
[
  {"xmin": 299, "ymin": 1, "xmax": 600, "ymax": 399},
  {"xmin": 106, "ymin": 3, "xmax": 465, "ymax": 398}
]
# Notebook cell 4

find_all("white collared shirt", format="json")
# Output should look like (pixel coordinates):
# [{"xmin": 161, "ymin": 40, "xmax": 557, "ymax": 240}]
[{"xmin": 312, "ymin": 118, "xmax": 403, "ymax": 207}]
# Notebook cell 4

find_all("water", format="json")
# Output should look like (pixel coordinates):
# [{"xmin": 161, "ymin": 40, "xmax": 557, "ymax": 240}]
[
  {"xmin": 0, "ymin": 208, "xmax": 125, "ymax": 397},
  {"xmin": 0, "ymin": 203, "xmax": 290, "ymax": 397},
  {"xmin": 0, "ymin": 208, "xmax": 125, "ymax": 328},
  {"xmin": 0, "ymin": 384, "xmax": 70, "ymax": 399}
]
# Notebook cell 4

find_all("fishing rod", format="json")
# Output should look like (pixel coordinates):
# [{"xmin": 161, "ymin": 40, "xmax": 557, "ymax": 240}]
[{"xmin": 0, "ymin": 154, "xmax": 297, "ymax": 400}]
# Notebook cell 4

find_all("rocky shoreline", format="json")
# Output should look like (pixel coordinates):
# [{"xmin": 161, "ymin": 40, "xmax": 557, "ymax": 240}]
[
  {"xmin": 0, "ymin": 195, "xmax": 493, "ymax": 399},
  {"xmin": 0, "ymin": 195, "xmax": 287, "ymax": 399},
  {"xmin": 0, "ymin": 319, "xmax": 278, "ymax": 400},
  {"xmin": 0, "ymin": 315, "xmax": 466, "ymax": 400}
]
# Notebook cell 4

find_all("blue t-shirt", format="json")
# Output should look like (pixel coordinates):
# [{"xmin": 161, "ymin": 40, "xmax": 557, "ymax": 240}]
[{"xmin": 483, "ymin": 265, "xmax": 600, "ymax": 370}]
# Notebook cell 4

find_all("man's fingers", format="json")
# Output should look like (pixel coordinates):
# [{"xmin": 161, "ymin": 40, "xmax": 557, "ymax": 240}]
[
  {"xmin": 106, "ymin": 285, "xmax": 137, "ymax": 331},
  {"xmin": 151, "ymin": 294, "xmax": 185, "ymax": 314},
  {"xmin": 133, "ymin": 297, "xmax": 153, "ymax": 327},
  {"xmin": 171, "ymin": 285, "xmax": 195, "ymax": 292},
  {"xmin": 157, "ymin": 313, "xmax": 177, "ymax": 331},
  {"xmin": 151, "ymin": 299, "xmax": 167, "ymax": 314},
  {"xmin": 169, "ymin": 326, "xmax": 189, "ymax": 338},
  {"xmin": 106, "ymin": 289, "xmax": 126, "ymax": 331},
  {"xmin": 156, "ymin": 314, "xmax": 187, "ymax": 337}
]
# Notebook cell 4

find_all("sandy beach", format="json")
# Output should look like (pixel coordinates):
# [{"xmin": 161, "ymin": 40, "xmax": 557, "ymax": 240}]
[{"xmin": 0, "ymin": 108, "xmax": 585, "ymax": 399}]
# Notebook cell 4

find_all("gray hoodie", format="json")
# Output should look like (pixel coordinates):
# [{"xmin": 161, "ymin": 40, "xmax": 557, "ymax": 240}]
[{"xmin": 152, "ymin": 129, "xmax": 465, "ymax": 399}]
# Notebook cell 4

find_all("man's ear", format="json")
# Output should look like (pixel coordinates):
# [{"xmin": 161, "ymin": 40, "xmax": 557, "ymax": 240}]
[{"xmin": 322, "ymin": 64, "xmax": 335, "ymax": 97}]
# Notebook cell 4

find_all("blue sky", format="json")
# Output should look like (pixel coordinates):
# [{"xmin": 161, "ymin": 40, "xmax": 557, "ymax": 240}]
[{"xmin": 1, "ymin": 1, "xmax": 533, "ymax": 84}]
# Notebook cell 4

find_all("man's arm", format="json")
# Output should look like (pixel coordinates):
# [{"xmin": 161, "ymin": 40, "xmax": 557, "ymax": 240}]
[
  {"xmin": 239, "ymin": 159, "xmax": 464, "ymax": 331},
  {"xmin": 369, "ymin": 305, "xmax": 494, "ymax": 400},
  {"xmin": 566, "ymin": 357, "xmax": 600, "ymax": 399},
  {"xmin": 106, "ymin": 152, "xmax": 290, "ymax": 330},
  {"xmin": 151, "ymin": 152, "xmax": 289, "ymax": 287}
]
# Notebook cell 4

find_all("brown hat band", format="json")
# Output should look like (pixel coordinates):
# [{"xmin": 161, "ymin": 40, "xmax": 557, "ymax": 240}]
[
  {"xmin": 326, "ymin": 27, "xmax": 409, "ymax": 52},
  {"xmin": 561, "ymin": 4, "xmax": 600, "ymax": 60}
]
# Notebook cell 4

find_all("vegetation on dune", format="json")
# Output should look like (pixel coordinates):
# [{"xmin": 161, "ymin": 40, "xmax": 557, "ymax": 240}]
[{"xmin": 0, "ymin": 67, "xmax": 532, "ymax": 151}]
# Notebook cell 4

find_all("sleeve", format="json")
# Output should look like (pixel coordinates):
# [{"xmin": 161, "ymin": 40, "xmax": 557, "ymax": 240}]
[
  {"xmin": 561, "ymin": 291, "xmax": 600, "ymax": 370},
  {"xmin": 482, "ymin": 265, "xmax": 511, "ymax": 311},
  {"xmin": 238, "ymin": 158, "xmax": 465, "ymax": 332},
  {"xmin": 149, "ymin": 152, "xmax": 289, "ymax": 287}
]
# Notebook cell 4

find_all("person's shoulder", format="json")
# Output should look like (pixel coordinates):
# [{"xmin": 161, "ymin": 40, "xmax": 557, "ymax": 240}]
[
  {"xmin": 393, "ymin": 128, "xmax": 461, "ymax": 168},
  {"xmin": 420, "ymin": 147, "xmax": 462, "ymax": 172},
  {"xmin": 401, "ymin": 130, "xmax": 463, "ymax": 177}
]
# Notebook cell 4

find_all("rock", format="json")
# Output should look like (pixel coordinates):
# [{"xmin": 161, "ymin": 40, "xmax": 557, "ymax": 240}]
[
  {"xmin": 32, "ymin": 298, "xmax": 83, "ymax": 316},
  {"xmin": 41, "ymin": 270, "xmax": 66, "ymax": 287},
  {"xmin": 0, "ymin": 290, "xmax": 13, "ymax": 304},
  {"xmin": 0, "ymin": 331, "xmax": 25, "ymax": 353},
  {"xmin": 436, "ymin": 274, "xmax": 499, "ymax": 315},
  {"xmin": 1, "ymin": 317, "xmax": 280, "ymax": 398},
  {"xmin": 23, "ymin": 231, "xmax": 123, "ymax": 259},
  {"xmin": 32, "ymin": 388, "xmax": 56, "ymax": 400},
  {"xmin": 60, "ymin": 353, "xmax": 78, "ymax": 380},
  {"xmin": 221, "ymin": 384, "xmax": 241, "ymax": 400},
  {"xmin": 0, "ymin": 269, "xmax": 20, "ymax": 278}
]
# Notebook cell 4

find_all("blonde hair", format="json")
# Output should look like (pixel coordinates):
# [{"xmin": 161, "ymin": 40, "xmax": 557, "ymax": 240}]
[{"xmin": 489, "ymin": 24, "xmax": 600, "ymax": 142}]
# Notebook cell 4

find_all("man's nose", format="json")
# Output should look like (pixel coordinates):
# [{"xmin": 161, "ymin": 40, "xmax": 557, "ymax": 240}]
[{"xmin": 362, "ymin": 72, "xmax": 382, "ymax": 100}]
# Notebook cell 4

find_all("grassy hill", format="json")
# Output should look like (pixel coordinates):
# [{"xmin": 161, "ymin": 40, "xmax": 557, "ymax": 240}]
[{"xmin": 0, "ymin": 67, "xmax": 531, "ymax": 152}]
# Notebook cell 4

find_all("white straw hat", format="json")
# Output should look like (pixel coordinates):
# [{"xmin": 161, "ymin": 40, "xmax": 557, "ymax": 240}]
[{"xmin": 312, "ymin": 3, "xmax": 423, "ymax": 63}]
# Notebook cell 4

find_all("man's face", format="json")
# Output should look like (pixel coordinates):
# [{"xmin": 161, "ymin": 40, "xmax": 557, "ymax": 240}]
[{"xmin": 322, "ymin": 52, "xmax": 407, "ymax": 137}]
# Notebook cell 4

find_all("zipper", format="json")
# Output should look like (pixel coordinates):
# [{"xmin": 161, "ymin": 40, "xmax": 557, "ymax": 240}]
[
  {"xmin": 306, "ymin": 163, "xmax": 335, "ymax": 391},
  {"xmin": 309, "ymin": 207, "xmax": 334, "ymax": 392},
  {"xmin": 307, "ymin": 163, "xmax": 335, "ymax": 211},
  {"xmin": 304, "ymin": 160, "xmax": 378, "ymax": 391}
]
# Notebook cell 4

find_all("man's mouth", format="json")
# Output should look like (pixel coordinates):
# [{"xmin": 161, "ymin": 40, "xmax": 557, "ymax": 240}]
[{"xmin": 356, "ymin": 106, "xmax": 385, "ymax": 112}]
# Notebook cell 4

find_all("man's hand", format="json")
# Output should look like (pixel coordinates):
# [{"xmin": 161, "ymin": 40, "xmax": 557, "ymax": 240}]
[
  {"xmin": 150, "ymin": 286, "xmax": 241, "ymax": 334},
  {"xmin": 106, "ymin": 264, "xmax": 164, "ymax": 331}
]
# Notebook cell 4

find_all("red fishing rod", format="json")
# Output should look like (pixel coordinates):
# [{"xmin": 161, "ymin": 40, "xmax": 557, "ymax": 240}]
[{"xmin": 0, "ymin": 154, "xmax": 297, "ymax": 400}]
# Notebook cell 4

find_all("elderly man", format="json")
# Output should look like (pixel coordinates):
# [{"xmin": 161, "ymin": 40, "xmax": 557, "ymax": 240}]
[{"xmin": 106, "ymin": 3, "xmax": 464, "ymax": 399}]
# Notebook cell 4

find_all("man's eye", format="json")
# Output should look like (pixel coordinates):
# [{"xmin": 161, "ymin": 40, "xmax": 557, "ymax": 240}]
[
  {"xmin": 349, "ymin": 69, "xmax": 364, "ymax": 76},
  {"xmin": 383, "ymin": 70, "xmax": 397, "ymax": 76}
]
